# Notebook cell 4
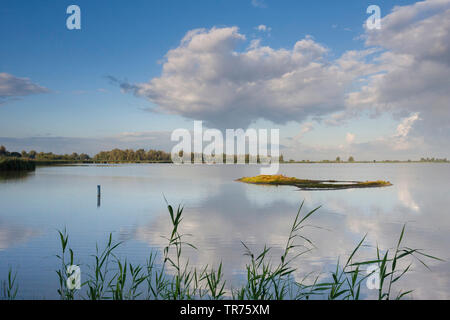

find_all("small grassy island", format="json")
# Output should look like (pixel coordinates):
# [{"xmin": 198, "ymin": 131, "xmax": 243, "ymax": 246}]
[{"xmin": 237, "ymin": 175, "xmax": 392, "ymax": 190}]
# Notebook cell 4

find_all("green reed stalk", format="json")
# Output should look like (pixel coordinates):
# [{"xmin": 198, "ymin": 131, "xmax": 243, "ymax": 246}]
[
  {"xmin": 1, "ymin": 267, "xmax": 18, "ymax": 300},
  {"xmin": 22, "ymin": 201, "xmax": 433, "ymax": 300}
]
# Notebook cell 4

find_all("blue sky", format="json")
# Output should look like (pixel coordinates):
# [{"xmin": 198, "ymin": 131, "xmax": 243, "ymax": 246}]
[{"xmin": 1, "ymin": 0, "xmax": 448, "ymax": 159}]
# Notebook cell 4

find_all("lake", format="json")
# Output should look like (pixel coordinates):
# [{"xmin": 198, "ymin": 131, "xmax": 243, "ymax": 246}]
[{"xmin": 0, "ymin": 163, "xmax": 449, "ymax": 299}]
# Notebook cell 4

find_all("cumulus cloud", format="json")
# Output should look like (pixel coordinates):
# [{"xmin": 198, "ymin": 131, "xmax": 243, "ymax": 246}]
[
  {"xmin": 256, "ymin": 24, "xmax": 271, "ymax": 32},
  {"xmin": 288, "ymin": 0, "xmax": 450, "ymax": 157},
  {"xmin": 389, "ymin": 112, "xmax": 422, "ymax": 150},
  {"xmin": 0, "ymin": 73, "xmax": 48, "ymax": 105},
  {"xmin": 366, "ymin": 113, "xmax": 423, "ymax": 152},
  {"xmin": 117, "ymin": 27, "xmax": 370, "ymax": 128},
  {"xmin": 293, "ymin": 122, "xmax": 314, "ymax": 141},
  {"xmin": 112, "ymin": 0, "xmax": 449, "ymax": 158},
  {"xmin": 395, "ymin": 112, "xmax": 420, "ymax": 138},
  {"xmin": 349, "ymin": 0, "xmax": 450, "ymax": 146},
  {"xmin": 284, "ymin": 112, "xmax": 426, "ymax": 160}
]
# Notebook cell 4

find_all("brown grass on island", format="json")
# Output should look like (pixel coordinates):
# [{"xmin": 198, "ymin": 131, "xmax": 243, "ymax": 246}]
[{"xmin": 237, "ymin": 175, "xmax": 392, "ymax": 190}]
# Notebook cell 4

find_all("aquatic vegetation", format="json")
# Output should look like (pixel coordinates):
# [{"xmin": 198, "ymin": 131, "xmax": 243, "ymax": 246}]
[
  {"xmin": 1, "ymin": 202, "xmax": 441, "ymax": 300},
  {"xmin": 0, "ymin": 158, "xmax": 36, "ymax": 172},
  {"xmin": 1, "ymin": 267, "xmax": 18, "ymax": 300},
  {"xmin": 237, "ymin": 175, "xmax": 392, "ymax": 190},
  {"xmin": 56, "ymin": 228, "xmax": 76, "ymax": 300}
]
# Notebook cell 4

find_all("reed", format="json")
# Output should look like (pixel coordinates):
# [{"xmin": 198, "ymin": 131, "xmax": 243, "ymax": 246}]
[
  {"xmin": 1, "ymin": 201, "xmax": 442, "ymax": 300},
  {"xmin": 56, "ymin": 228, "xmax": 76, "ymax": 300},
  {"xmin": 0, "ymin": 158, "xmax": 36, "ymax": 171},
  {"xmin": 1, "ymin": 267, "xmax": 18, "ymax": 300}
]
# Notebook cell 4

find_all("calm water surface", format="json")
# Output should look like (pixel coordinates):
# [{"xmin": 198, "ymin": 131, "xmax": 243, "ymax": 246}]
[{"xmin": 0, "ymin": 163, "xmax": 449, "ymax": 299}]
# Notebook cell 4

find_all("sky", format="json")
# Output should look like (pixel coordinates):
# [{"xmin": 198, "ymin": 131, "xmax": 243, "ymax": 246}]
[{"xmin": 0, "ymin": 0, "xmax": 449, "ymax": 160}]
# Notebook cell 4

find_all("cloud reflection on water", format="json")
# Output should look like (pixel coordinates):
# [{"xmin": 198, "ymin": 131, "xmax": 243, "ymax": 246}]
[
  {"xmin": 130, "ymin": 168, "xmax": 450, "ymax": 299},
  {"xmin": 0, "ymin": 221, "xmax": 39, "ymax": 251}
]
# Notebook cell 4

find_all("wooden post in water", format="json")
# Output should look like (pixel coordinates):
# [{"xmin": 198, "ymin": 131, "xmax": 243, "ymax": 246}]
[{"xmin": 97, "ymin": 185, "xmax": 101, "ymax": 207}]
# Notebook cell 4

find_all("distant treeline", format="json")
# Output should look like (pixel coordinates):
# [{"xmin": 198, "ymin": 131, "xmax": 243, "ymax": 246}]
[
  {"xmin": 1, "ymin": 145, "xmax": 449, "ymax": 164},
  {"xmin": 419, "ymin": 157, "xmax": 448, "ymax": 163},
  {"xmin": 93, "ymin": 149, "xmax": 281, "ymax": 164},
  {"xmin": 177, "ymin": 151, "xmax": 281, "ymax": 164},
  {"xmin": 0, "ymin": 145, "xmax": 91, "ymax": 161},
  {"xmin": 94, "ymin": 149, "xmax": 171, "ymax": 162},
  {"xmin": 0, "ymin": 145, "xmax": 282, "ymax": 164},
  {"xmin": 0, "ymin": 145, "xmax": 171, "ymax": 162}
]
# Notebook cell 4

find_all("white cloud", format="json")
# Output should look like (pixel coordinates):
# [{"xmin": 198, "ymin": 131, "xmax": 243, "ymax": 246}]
[
  {"xmin": 395, "ymin": 113, "xmax": 420, "ymax": 138},
  {"xmin": 293, "ymin": 122, "xmax": 314, "ymax": 141},
  {"xmin": 346, "ymin": 133, "xmax": 355, "ymax": 144},
  {"xmin": 113, "ymin": 0, "xmax": 450, "ymax": 158},
  {"xmin": 256, "ymin": 24, "xmax": 271, "ymax": 32},
  {"xmin": 284, "ymin": 112, "xmax": 426, "ymax": 160},
  {"xmin": 0, "ymin": 73, "xmax": 48, "ymax": 105},
  {"xmin": 349, "ymin": 0, "xmax": 450, "ymax": 147},
  {"xmin": 389, "ymin": 112, "xmax": 422, "ymax": 150},
  {"xmin": 118, "ymin": 28, "xmax": 363, "ymax": 128}
]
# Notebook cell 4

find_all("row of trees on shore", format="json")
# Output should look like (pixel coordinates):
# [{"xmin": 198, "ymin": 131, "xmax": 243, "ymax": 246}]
[
  {"xmin": 0, "ymin": 145, "xmax": 91, "ymax": 161},
  {"xmin": 2, "ymin": 145, "xmax": 450, "ymax": 163},
  {"xmin": 419, "ymin": 157, "xmax": 448, "ymax": 162},
  {"xmin": 94, "ymin": 149, "xmax": 171, "ymax": 162},
  {"xmin": 0, "ymin": 146, "xmax": 277, "ymax": 163},
  {"xmin": 0, "ymin": 145, "xmax": 172, "ymax": 162}
]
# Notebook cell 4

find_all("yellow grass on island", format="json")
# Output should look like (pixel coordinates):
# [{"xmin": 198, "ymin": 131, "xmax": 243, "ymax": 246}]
[{"xmin": 237, "ymin": 175, "xmax": 392, "ymax": 190}]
